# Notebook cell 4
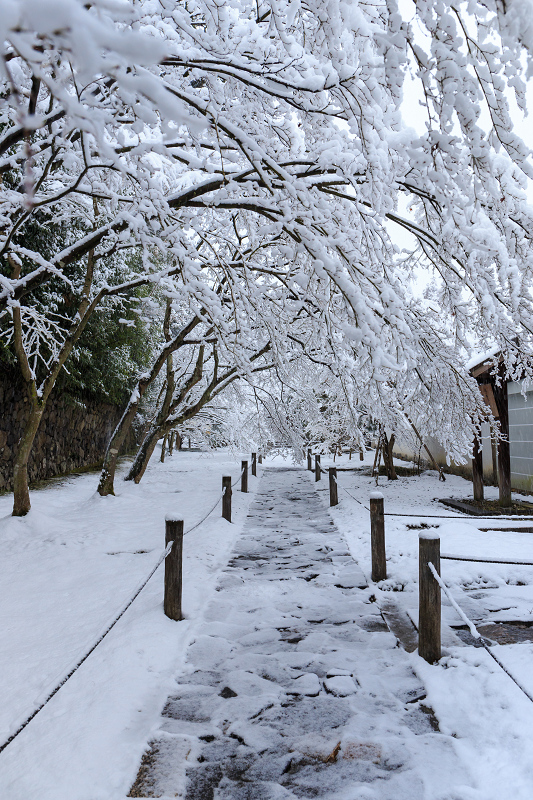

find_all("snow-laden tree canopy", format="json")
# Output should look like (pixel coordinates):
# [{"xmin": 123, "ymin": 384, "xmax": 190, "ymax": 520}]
[{"xmin": 2, "ymin": 0, "xmax": 533, "ymax": 470}]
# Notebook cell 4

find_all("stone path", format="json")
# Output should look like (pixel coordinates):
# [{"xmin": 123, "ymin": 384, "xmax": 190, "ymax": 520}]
[{"xmin": 129, "ymin": 467, "xmax": 474, "ymax": 799}]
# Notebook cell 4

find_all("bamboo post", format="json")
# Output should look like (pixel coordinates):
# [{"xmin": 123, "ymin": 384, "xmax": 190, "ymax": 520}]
[
  {"xmin": 164, "ymin": 519, "xmax": 183, "ymax": 621},
  {"xmin": 418, "ymin": 533, "xmax": 441, "ymax": 663},
  {"xmin": 315, "ymin": 454, "xmax": 321, "ymax": 482},
  {"xmin": 369, "ymin": 491, "xmax": 386, "ymax": 581},
  {"xmin": 241, "ymin": 460, "xmax": 248, "ymax": 493},
  {"xmin": 222, "ymin": 476, "xmax": 232, "ymax": 522},
  {"xmin": 251, "ymin": 452, "xmax": 257, "ymax": 477},
  {"xmin": 307, "ymin": 449, "xmax": 312, "ymax": 471},
  {"xmin": 329, "ymin": 467, "xmax": 338, "ymax": 507}
]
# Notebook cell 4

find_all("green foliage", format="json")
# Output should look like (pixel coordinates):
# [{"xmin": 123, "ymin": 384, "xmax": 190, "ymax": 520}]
[{"xmin": 57, "ymin": 294, "xmax": 152, "ymax": 406}]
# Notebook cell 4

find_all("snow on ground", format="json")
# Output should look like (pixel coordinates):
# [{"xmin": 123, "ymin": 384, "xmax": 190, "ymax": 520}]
[
  {"xmin": 1, "ymin": 448, "xmax": 533, "ymax": 798},
  {"xmin": 129, "ymin": 465, "xmax": 478, "ymax": 799},
  {"xmin": 0, "ymin": 448, "xmax": 260, "ymax": 800},
  {"xmin": 322, "ymin": 451, "xmax": 533, "ymax": 799}
]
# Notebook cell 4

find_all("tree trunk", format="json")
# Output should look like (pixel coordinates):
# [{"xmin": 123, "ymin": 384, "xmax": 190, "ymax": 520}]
[
  {"xmin": 125, "ymin": 340, "xmax": 266, "ymax": 487},
  {"xmin": 493, "ymin": 380, "xmax": 511, "ymax": 506},
  {"xmin": 472, "ymin": 435, "xmax": 484, "ymax": 501},
  {"xmin": 12, "ymin": 402, "xmax": 44, "ymax": 516},
  {"xmin": 126, "ymin": 426, "xmax": 161, "ymax": 483},
  {"xmin": 97, "ymin": 311, "xmax": 202, "ymax": 497},
  {"xmin": 97, "ymin": 403, "xmax": 139, "ymax": 496},
  {"xmin": 371, "ymin": 437, "xmax": 382, "ymax": 477},
  {"xmin": 98, "ymin": 363, "xmax": 173, "ymax": 495},
  {"xmin": 382, "ymin": 433, "xmax": 397, "ymax": 480}
]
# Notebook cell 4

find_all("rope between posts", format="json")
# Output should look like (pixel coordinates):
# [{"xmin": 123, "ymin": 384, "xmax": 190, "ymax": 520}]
[
  {"xmin": 333, "ymin": 477, "xmax": 370, "ymax": 510},
  {"xmin": 312, "ymin": 457, "xmax": 533, "ymax": 522},
  {"xmin": 322, "ymin": 472, "xmax": 476, "ymax": 518},
  {"xmin": 184, "ymin": 489, "xmax": 227, "ymax": 534},
  {"xmin": 325, "ymin": 471, "xmax": 533, "ymax": 702},
  {"xmin": 330, "ymin": 479, "xmax": 533, "ymax": 522},
  {"xmin": 0, "ymin": 465, "xmax": 247, "ymax": 756},
  {"xmin": 233, "ymin": 466, "xmax": 246, "ymax": 487},
  {"xmin": 329, "ymin": 477, "xmax": 533, "ymax": 545},
  {"xmin": 183, "ymin": 467, "xmax": 244, "ymax": 535},
  {"xmin": 387, "ymin": 511, "xmax": 533, "ymax": 521},
  {"xmin": 427, "ymin": 563, "xmax": 533, "ymax": 704},
  {"xmin": 0, "ymin": 539, "xmax": 173, "ymax": 756},
  {"xmin": 441, "ymin": 554, "xmax": 533, "ymax": 566}
]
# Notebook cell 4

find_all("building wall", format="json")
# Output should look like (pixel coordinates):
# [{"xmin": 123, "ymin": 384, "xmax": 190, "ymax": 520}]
[
  {"xmin": 392, "ymin": 381, "xmax": 533, "ymax": 492},
  {"xmin": 0, "ymin": 370, "xmax": 135, "ymax": 492},
  {"xmin": 508, "ymin": 382, "xmax": 533, "ymax": 492}
]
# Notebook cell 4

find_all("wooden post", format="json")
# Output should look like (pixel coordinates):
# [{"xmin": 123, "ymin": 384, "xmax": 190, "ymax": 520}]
[
  {"xmin": 307, "ymin": 449, "xmax": 313, "ymax": 471},
  {"xmin": 188, "ymin": 437, "xmax": 191, "ymax": 450},
  {"xmin": 472, "ymin": 435, "xmax": 484, "ymax": 501},
  {"xmin": 251, "ymin": 453, "xmax": 257, "ymax": 477},
  {"xmin": 164, "ymin": 519, "xmax": 183, "ymax": 621},
  {"xmin": 169, "ymin": 431, "xmax": 175, "ymax": 455},
  {"xmin": 369, "ymin": 491, "xmax": 386, "ymax": 582},
  {"xmin": 493, "ymin": 380, "xmax": 511, "ymax": 506},
  {"xmin": 315, "ymin": 454, "xmax": 321, "ymax": 482},
  {"xmin": 222, "ymin": 476, "xmax": 232, "ymax": 522},
  {"xmin": 160, "ymin": 434, "xmax": 167, "ymax": 462},
  {"xmin": 241, "ymin": 461, "xmax": 248, "ymax": 493},
  {"xmin": 329, "ymin": 467, "xmax": 338, "ymax": 507},
  {"xmin": 418, "ymin": 533, "xmax": 441, "ymax": 663},
  {"xmin": 360, "ymin": 449, "xmax": 364, "ymax": 461},
  {"xmin": 258, "ymin": 453, "xmax": 263, "ymax": 464}
]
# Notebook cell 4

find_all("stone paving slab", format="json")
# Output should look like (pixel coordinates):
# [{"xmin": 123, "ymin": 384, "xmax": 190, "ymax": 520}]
[{"xmin": 129, "ymin": 467, "xmax": 474, "ymax": 799}]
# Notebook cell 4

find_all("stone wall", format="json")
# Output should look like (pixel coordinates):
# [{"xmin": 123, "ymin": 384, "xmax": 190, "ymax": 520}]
[{"xmin": 0, "ymin": 370, "xmax": 135, "ymax": 491}]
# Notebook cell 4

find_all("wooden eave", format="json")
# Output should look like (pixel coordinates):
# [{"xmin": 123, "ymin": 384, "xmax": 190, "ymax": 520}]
[{"xmin": 478, "ymin": 383, "xmax": 499, "ymax": 418}]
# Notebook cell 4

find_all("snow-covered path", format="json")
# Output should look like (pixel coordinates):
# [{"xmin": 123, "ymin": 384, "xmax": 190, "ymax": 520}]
[{"xmin": 130, "ymin": 466, "xmax": 475, "ymax": 799}]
